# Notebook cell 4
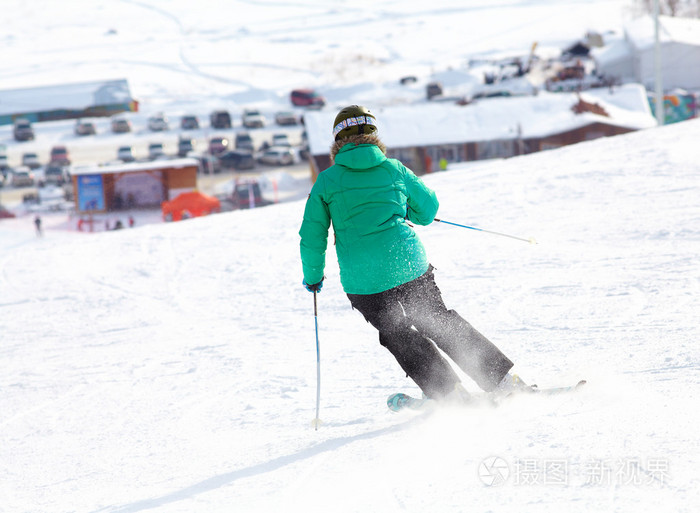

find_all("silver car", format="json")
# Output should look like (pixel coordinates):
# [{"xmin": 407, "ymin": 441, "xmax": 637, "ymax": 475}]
[
  {"xmin": 258, "ymin": 146, "xmax": 295, "ymax": 166},
  {"xmin": 11, "ymin": 167, "xmax": 35, "ymax": 187},
  {"xmin": 147, "ymin": 113, "xmax": 169, "ymax": 131}
]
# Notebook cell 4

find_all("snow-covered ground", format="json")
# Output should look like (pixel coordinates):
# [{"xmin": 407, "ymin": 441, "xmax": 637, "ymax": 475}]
[
  {"xmin": 3, "ymin": 115, "xmax": 699, "ymax": 513},
  {"xmin": 2, "ymin": 1, "xmax": 700, "ymax": 512}
]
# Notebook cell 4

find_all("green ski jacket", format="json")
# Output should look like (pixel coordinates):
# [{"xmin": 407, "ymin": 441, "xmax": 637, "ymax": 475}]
[{"xmin": 299, "ymin": 142, "xmax": 439, "ymax": 295}]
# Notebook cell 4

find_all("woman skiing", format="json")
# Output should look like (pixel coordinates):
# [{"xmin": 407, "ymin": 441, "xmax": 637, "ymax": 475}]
[{"xmin": 299, "ymin": 105, "xmax": 527, "ymax": 403}]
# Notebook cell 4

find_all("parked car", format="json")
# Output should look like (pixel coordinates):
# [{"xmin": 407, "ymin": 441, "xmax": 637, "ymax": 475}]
[
  {"xmin": 234, "ymin": 132, "xmax": 254, "ymax": 151},
  {"xmin": 275, "ymin": 111, "xmax": 298, "ymax": 125},
  {"xmin": 0, "ymin": 205, "xmax": 15, "ymax": 219},
  {"xmin": 218, "ymin": 150, "xmax": 255, "ymax": 170},
  {"xmin": 148, "ymin": 142, "xmax": 165, "ymax": 159},
  {"xmin": 191, "ymin": 154, "xmax": 220, "ymax": 174},
  {"xmin": 177, "ymin": 137, "xmax": 195, "ymax": 157},
  {"xmin": 74, "ymin": 119, "xmax": 97, "ymax": 136},
  {"xmin": 231, "ymin": 180, "xmax": 272, "ymax": 209},
  {"xmin": 426, "ymin": 81, "xmax": 443, "ymax": 100},
  {"xmin": 0, "ymin": 155, "xmax": 11, "ymax": 174},
  {"xmin": 208, "ymin": 136, "xmax": 229, "ymax": 155},
  {"xmin": 22, "ymin": 152, "xmax": 41, "ymax": 169},
  {"xmin": 290, "ymin": 89, "xmax": 325, "ymax": 108},
  {"xmin": 10, "ymin": 167, "xmax": 35, "ymax": 187},
  {"xmin": 111, "ymin": 117, "xmax": 132, "ymax": 133},
  {"xmin": 43, "ymin": 164, "xmax": 69, "ymax": 186},
  {"xmin": 13, "ymin": 118, "xmax": 35, "ymax": 141},
  {"xmin": 271, "ymin": 133, "xmax": 291, "ymax": 147},
  {"xmin": 147, "ymin": 113, "xmax": 169, "ymax": 131},
  {"xmin": 117, "ymin": 146, "xmax": 135, "ymax": 162},
  {"xmin": 50, "ymin": 145, "xmax": 71, "ymax": 165},
  {"xmin": 258, "ymin": 146, "xmax": 296, "ymax": 166},
  {"xmin": 180, "ymin": 115, "xmax": 200, "ymax": 130},
  {"xmin": 242, "ymin": 109, "xmax": 266, "ymax": 128},
  {"xmin": 210, "ymin": 110, "xmax": 232, "ymax": 129}
]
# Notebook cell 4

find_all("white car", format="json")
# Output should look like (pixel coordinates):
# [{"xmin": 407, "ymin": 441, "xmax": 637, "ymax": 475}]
[
  {"xmin": 274, "ymin": 111, "xmax": 298, "ymax": 126},
  {"xmin": 22, "ymin": 152, "xmax": 41, "ymax": 169},
  {"xmin": 147, "ymin": 113, "xmax": 169, "ymax": 131},
  {"xmin": 258, "ymin": 146, "xmax": 296, "ymax": 166},
  {"xmin": 11, "ymin": 167, "xmax": 35, "ymax": 187},
  {"xmin": 242, "ymin": 109, "xmax": 266, "ymax": 129},
  {"xmin": 271, "ymin": 133, "xmax": 291, "ymax": 147},
  {"xmin": 148, "ymin": 142, "xmax": 165, "ymax": 159},
  {"xmin": 74, "ymin": 119, "xmax": 97, "ymax": 136},
  {"xmin": 117, "ymin": 146, "xmax": 135, "ymax": 162}
]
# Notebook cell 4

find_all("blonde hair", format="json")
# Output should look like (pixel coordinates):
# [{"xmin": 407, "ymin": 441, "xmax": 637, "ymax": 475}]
[{"xmin": 330, "ymin": 134, "xmax": 387, "ymax": 163}]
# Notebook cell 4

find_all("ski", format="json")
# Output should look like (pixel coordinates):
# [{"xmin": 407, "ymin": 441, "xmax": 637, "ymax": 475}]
[
  {"xmin": 387, "ymin": 380, "xmax": 586, "ymax": 412},
  {"xmin": 387, "ymin": 392, "xmax": 432, "ymax": 412},
  {"xmin": 530, "ymin": 379, "xmax": 587, "ymax": 396}
]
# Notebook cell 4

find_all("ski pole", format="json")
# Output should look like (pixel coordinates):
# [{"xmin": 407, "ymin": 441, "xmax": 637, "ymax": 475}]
[
  {"xmin": 434, "ymin": 218, "xmax": 537, "ymax": 244},
  {"xmin": 311, "ymin": 291, "xmax": 322, "ymax": 430}
]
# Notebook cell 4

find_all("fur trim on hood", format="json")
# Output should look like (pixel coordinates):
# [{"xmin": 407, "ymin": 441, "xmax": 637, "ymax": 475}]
[{"xmin": 330, "ymin": 134, "xmax": 387, "ymax": 163}]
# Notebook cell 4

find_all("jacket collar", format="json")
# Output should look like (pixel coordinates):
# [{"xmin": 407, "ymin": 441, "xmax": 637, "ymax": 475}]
[{"xmin": 330, "ymin": 134, "xmax": 387, "ymax": 163}]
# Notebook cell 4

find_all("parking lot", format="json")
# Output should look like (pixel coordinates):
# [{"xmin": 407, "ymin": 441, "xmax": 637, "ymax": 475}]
[{"xmin": 1, "ymin": 160, "xmax": 310, "ymax": 207}]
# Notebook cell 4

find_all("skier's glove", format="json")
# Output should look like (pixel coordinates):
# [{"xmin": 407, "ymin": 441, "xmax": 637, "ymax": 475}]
[{"xmin": 303, "ymin": 278, "xmax": 323, "ymax": 293}]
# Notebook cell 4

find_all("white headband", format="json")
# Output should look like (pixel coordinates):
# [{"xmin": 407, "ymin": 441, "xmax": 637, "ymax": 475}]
[{"xmin": 332, "ymin": 115, "xmax": 377, "ymax": 137}]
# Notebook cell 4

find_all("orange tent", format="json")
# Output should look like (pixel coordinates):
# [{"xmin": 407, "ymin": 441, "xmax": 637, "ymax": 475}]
[{"xmin": 162, "ymin": 191, "xmax": 220, "ymax": 222}]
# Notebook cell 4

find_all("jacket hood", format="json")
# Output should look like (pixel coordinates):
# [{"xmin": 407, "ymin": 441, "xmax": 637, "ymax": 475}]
[{"xmin": 330, "ymin": 134, "xmax": 387, "ymax": 168}]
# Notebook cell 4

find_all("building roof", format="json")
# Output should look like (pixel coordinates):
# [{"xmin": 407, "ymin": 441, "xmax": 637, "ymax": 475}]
[
  {"xmin": 71, "ymin": 158, "xmax": 199, "ymax": 176},
  {"xmin": 304, "ymin": 84, "xmax": 656, "ymax": 156},
  {"xmin": 0, "ymin": 79, "xmax": 134, "ymax": 116}
]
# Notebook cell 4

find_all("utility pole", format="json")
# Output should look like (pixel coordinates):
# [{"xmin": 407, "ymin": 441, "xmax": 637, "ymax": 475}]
[{"xmin": 654, "ymin": 0, "xmax": 665, "ymax": 126}]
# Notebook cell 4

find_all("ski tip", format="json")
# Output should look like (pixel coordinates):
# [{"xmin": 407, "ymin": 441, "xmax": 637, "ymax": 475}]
[
  {"xmin": 387, "ymin": 393, "xmax": 408, "ymax": 412},
  {"xmin": 387, "ymin": 392, "xmax": 431, "ymax": 412}
]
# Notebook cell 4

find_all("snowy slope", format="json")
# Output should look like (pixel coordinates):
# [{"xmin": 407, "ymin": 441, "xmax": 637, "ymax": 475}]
[
  {"xmin": 2, "ymin": 0, "xmax": 632, "ymax": 114},
  {"xmin": 2, "ymin": 118, "xmax": 699, "ymax": 513},
  {"xmin": 3, "ymin": 1, "xmax": 700, "ymax": 512}
]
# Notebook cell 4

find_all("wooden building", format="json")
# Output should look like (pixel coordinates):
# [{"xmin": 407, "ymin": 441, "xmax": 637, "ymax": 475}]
[
  {"xmin": 303, "ymin": 84, "xmax": 657, "ymax": 180},
  {"xmin": 71, "ymin": 158, "xmax": 199, "ymax": 213}
]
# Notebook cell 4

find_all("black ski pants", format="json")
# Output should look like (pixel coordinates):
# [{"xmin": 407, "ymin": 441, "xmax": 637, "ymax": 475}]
[{"xmin": 347, "ymin": 267, "xmax": 513, "ymax": 399}]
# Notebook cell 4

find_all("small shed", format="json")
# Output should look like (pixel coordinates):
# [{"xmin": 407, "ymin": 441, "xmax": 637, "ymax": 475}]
[
  {"xmin": 593, "ymin": 15, "xmax": 700, "ymax": 91},
  {"xmin": 71, "ymin": 158, "xmax": 199, "ymax": 213}
]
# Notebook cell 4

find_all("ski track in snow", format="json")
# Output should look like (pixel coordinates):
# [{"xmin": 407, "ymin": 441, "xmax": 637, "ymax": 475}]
[
  {"xmin": 2, "ymin": 1, "xmax": 700, "ymax": 512},
  {"xmin": 3, "ymin": 121, "xmax": 700, "ymax": 513}
]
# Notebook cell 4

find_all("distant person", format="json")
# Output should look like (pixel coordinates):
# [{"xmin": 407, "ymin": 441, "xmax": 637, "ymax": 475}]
[
  {"xmin": 34, "ymin": 215, "xmax": 42, "ymax": 237},
  {"xmin": 128, "ymin": 216, "xmax": 135, "ymax": 228},
  {"xmin": 113, "ymin": 220, "xmax": 124, "ymax": 230},
  {"xmin": 299, "ymin": 105, "xmax": 530, "ymax": 406}
]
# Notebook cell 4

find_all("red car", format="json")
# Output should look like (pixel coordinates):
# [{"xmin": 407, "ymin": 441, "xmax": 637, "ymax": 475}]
[
  {"xmin": 290, "ymin": 89, "xmax": 325, "ymax": 108},
  {"xmin": 50, "ymin": 145, "xmax": 71, "ymax": 165},
  {"xmin": 0, "ymin": 205, "xmax": 16, "ymax": 219},
  {"xmin": 208, "ymin": 136, "xmax": 229, "ymax": 155}
]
